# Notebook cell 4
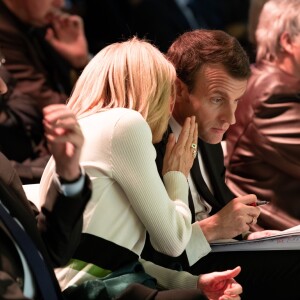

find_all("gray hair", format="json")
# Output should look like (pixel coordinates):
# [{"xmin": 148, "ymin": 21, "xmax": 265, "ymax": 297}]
[{"xmin": 256, "ymin": 0, "xmax": 300, "ymax": 62}]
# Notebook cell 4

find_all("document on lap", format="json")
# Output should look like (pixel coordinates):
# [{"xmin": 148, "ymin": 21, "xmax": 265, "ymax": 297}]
[{"xmin": 210, "ymin": 225, "xmax": 300, "ymax": 252}]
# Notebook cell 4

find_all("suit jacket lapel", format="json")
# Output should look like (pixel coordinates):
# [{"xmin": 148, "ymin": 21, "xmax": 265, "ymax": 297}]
[
  {"xmin": 189, "ymin": 139, "xmax": 222, "ymax": 215},
  {"xmin": 199, "ymin": 140, "xmax": 234, "ymax": 207}
]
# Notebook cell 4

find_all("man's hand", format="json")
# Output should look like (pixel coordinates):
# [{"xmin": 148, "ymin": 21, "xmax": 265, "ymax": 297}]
[
  {"xmin": 43, "ymin": 104, "xmax": 83, "ymax": 181},
  {"xmin": 162, "ymin": 116, "xmax": 198, "ymax": 178},
  {"xmin": 199, "ymin": 194, "xmax": 261, "ymax": 241},
  {"xmin": 198, "ymin": 266, "xmax": 242, "ymax": 300},
  {"xmin": 45, "ymin": 12, "xmax": 89, "ymax": 69}
]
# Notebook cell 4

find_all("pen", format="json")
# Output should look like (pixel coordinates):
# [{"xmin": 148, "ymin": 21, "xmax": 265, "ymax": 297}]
[{"xmin": 249, "ymin": 200, "xmax": 270, "ymax": 206}]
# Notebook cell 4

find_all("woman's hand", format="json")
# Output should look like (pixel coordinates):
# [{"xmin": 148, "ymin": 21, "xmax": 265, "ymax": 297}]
[
  {"xmin": 162, "ymin": 116, "xmax": 198, "ymax": 177},
  {"xmin": 43, "ymin": 104, "xmax": 83, "ymax": 181},
  {"xmin": 198, "ymin": 266, "xmax": 242, "ymax": 300}
]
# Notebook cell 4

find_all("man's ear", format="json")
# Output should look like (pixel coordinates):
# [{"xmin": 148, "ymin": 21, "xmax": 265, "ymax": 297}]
[
  {"xmin": 175, "ymin": 78, "xmax": 189, "ymax": 103},
  {"xmin": 280, "ymin": 32, "xmax": 294, "ymax": 54}
]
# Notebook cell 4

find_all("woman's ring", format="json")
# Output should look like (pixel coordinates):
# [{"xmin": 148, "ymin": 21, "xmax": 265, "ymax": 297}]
[
  {"xmin": 191, "ymin": 143, "xmax": 197, "ymax": 149},
  {"xmin": 192, "ymin": 149, "xmax": 197, "ymax": 158}
]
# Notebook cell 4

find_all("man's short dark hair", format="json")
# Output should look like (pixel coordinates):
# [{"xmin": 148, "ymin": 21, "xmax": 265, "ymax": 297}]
[{"xmin": 167, "ymin": 29, "xmax": 251, "ymax": 91}]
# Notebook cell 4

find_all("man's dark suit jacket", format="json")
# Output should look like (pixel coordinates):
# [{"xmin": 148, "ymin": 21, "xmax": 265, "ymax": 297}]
[
  {"xmin": 0, "ymin": 152, "xmax": 91, "ymax": 299},
  {"xmin": 142, "ymin": 128, "xmax": 235, "ymax": 270}
]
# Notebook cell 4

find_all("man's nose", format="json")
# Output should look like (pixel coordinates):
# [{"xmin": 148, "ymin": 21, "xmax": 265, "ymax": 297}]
[
  {"xmin": 222, "ymin": 105, "xmax": 236, "ymax": 126},
  {"xmin": 229, "ymin": 111, "xmax": 236, "ymax": 125}
]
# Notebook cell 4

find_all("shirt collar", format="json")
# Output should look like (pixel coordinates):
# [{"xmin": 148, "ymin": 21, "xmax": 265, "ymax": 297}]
[{"xmin": 169, "ymin": 116, "xmax": 183, "ymax": 141}]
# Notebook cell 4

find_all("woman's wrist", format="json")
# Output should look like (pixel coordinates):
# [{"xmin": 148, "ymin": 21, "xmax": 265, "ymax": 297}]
[{"xmin": 57, "ymin": 167, "xmax": 82, "ymax": 183}]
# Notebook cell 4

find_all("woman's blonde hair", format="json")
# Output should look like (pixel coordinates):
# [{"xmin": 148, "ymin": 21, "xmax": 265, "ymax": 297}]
[
  {"xmin": 67, "ymin": 37, "xmax": 176, "ymax": 142},
  {"xmin": 256, "ymin": 0, "xmax": 300, "ymax": 62}
]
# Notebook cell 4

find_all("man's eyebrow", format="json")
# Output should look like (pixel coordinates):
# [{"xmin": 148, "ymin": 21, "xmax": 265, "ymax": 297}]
[{"xmin": 210, "ymin": 89, "xmax": 228, "ymax": 98}]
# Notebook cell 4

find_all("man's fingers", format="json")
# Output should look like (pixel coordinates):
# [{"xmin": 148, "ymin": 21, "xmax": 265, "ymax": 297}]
[{"xmin": 235, "ymin": 194, "xmax": 257, "ymax": 205}]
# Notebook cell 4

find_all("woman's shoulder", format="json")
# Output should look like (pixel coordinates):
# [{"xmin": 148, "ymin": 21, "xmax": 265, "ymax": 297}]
[
  {"xmin": 113, "ymin": 108, "xmax": 150, "ymax": 136},
  {"xmin": 80, "ymin": 108, "xmax": 143, "ymax": 122},
  {"xmin": 114, "ymin": 108, "xmax": 145, "ymax": 123},
  {"xmin": 79, "ymin": 108, "xmax": 150, "ymax": 138}
]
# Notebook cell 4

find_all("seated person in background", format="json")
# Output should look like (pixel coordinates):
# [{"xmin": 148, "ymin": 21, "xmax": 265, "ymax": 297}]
[
  {"xmin": 0, "ymin": 0, "xmax": 90, "ymax": 183},
  {"xmin": 0, "ymin": 77, "xmax": 92, "ymax": 298},
  {"xmin": 39, "ymin": 37, "xmax": 242, "ymax": 300},
  {"xmin": 0, "ymin": 55, "xmax": 49, "ymax": 184},
  {"xmin": 225, "ymin": 0, "xmax": 300, "ymax": 224},
  {"xmin": 142, "ymin": 28, "xmax": 300, "ymax": 300},
  {"xmin": 0, "ymin": 0, "xmax": 90, "ymax": 101}
]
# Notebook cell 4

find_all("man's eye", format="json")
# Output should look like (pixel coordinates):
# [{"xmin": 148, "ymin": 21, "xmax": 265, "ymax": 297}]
[{"xmin": 211, "ymin": 97, "xmax": 223, "ymax": 104}]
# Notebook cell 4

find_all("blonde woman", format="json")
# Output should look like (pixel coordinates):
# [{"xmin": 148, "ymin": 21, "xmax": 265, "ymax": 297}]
[{"xmin": 39, "ymin": 38, "xmax": 242, "ymax": 300}]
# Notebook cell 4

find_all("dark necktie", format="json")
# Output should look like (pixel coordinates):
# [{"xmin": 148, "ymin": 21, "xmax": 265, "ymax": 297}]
[
  {"xmin": 0, "ymin": 201, "xmax": 59, "ymax": 300},
  {"xmin": 190, "ymin": 145, "xmax": 222, "ymax": 215}
]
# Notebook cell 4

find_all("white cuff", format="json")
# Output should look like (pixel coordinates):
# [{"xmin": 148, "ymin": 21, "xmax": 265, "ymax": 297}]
[{"xmin": 54, "ymin": 167, "xmax": 85, "ymax": 197}]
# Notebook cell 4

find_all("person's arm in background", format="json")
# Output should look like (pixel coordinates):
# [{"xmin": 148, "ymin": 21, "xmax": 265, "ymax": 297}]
[
  {"xmin": 38, "ymin": 104, "xmax": 91, "ymax": 267},
  {"xmin": 141, "ymin": 259, "xmax": 242, "ymax": 300},
  {"xmin": 0, "ymin": 67, "xmax": 46, "ymax": 164},
  {"xmin": 0, "ymin": 66, "xmax": 51, "ymax": 184}
]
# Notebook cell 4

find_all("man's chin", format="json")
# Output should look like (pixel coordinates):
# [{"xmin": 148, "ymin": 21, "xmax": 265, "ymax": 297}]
[{"xmin": 199, "ymin": 135, "xmax": 222, "ymax": 145}]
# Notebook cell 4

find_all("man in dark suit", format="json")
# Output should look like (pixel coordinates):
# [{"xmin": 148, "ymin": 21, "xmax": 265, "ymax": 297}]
[
  {"xmin": 142, "ymin": 29, "xmax": 300, "ymax": 300},
  {"xmin": 0, "ymin": 65, "xmax": 92, "ymax": 297},
  {"xmin": 0, "ymin": 0, "xmax": 90, "ymax": 183}
]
